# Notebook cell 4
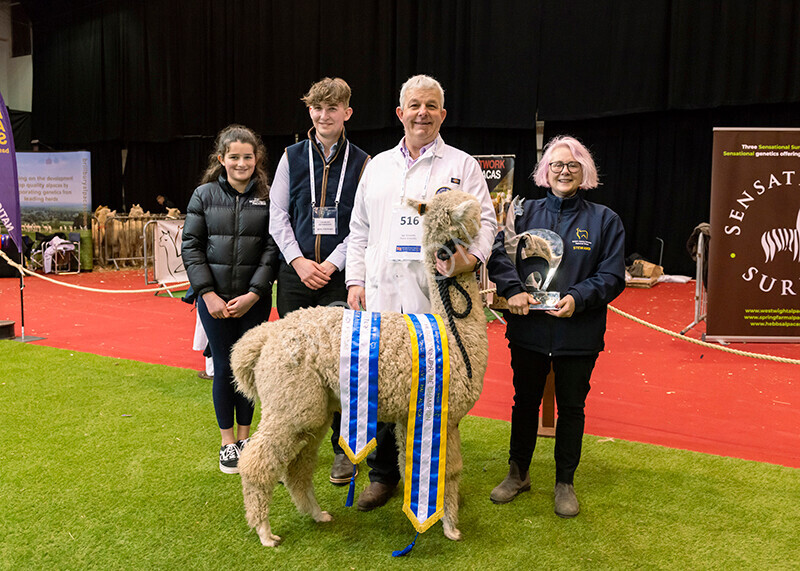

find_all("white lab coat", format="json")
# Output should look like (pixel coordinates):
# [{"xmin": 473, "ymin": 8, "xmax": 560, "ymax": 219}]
[{"xmin": 346, "ymin": 136, "xmax": 497, "ymax": 313}]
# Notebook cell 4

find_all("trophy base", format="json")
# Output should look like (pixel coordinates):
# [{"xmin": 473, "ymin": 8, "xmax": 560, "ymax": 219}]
[{"xmin": 529, "ymin": 291, "xmax": 560, "ymax": 311}]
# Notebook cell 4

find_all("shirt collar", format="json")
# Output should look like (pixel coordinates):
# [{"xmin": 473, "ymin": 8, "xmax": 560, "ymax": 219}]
[
  {"xmin": 400, "ymin": 137, "xmax": 437, "ymax": 168},
  {"xmin": 309, "ymin": 128, "xmax": 343, "ymax": 163}
]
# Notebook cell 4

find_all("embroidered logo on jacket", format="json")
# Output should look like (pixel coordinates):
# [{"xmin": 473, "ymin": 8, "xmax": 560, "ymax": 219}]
[
  {"xmin": 250, "ymin": 198, "xmax": 267, "ymax": 206},
  {"xmin": 572, "ymin": 227, "xmax": 592, "ymax": 251}
]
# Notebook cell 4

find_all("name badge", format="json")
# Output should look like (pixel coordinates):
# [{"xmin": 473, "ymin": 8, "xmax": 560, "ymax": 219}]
[
  {"xmin": 312, "ymin": 205, "xmax": 338, "ymax": 235},
  {"xmin": 388, "ymin": 206, "xmax": 423, "ymax": 261}
]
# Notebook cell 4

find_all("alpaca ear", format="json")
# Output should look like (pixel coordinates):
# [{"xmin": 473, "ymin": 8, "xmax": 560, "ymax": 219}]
[
  {"xmin": 450, "ymin": 200, "xmax": 473, "ymax": 224},
  {"xmin": 406, "ymin": 197, "xmax": 427, "ymax": 215}
]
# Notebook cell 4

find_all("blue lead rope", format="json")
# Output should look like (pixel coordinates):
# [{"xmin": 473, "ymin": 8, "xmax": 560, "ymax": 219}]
[
  {"xmin": 392, "ymin": 532, "xmax": 420, "ymax": 557},
  {"xmin": 345, "ymin": 464, "xmax": 357, "ymax": 507}
]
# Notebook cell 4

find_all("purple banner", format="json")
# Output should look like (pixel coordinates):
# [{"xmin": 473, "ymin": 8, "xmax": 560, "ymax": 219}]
[{"xmin": 0, "ymin": 89, "xmax": 22, "ymax": 252}]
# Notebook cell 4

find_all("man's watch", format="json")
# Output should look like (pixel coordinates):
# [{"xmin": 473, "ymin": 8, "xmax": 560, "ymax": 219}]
[{"xmin": 472, "ymin": 257, "xmax": 483, "ymax": 273}]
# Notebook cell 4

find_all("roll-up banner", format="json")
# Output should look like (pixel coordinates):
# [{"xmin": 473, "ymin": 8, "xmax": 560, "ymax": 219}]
[
  {"xmin": 16, "ymin": 151, "xmax": 92, "ymax": 228},
  {"xmin": 474, "ymin": 155, "xmax": 514, "ymax": 226},
  {"xmin": 0, "ymin": 90, "xmax": 22, "ymax": 251},
  {"xmin": 707, "ymin": 128, "xmax": 800, "ymax": 342}
]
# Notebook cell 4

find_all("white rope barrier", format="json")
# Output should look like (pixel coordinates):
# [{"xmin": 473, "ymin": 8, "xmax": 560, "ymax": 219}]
[
  {"xmin": 0, "ymin": 249, "xmax": 189, "ymax": 294},
  {"xmin": 4, "ymin": 250, "xmax": 798, "ymax": 364},
  {"xmin": 607, "ymin": 305, "xmax": 800, "ymax": 365},
  {"xmin": 482, "ymin": 285, "xmax": 800, "ymax": 365}
]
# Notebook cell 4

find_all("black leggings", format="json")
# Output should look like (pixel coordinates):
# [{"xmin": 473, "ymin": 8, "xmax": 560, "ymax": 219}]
[
  {"xmin": 198, "ymin": 296, "xmax": 271, "ymax": 430},
  {"xmin": 508, "ymin": 343, "xmax": 597, "ymax": 484}
]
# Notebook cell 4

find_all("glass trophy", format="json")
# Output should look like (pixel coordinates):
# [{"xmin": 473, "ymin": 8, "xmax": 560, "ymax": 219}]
[{"xmin": 514, "ymin": 229, "xmax": 564, "ymax": 310}]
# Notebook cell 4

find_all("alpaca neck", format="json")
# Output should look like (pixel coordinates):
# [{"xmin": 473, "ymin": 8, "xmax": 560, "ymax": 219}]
[
  {"xmin": 426, "ymin": 267, "xmax": 486, "ymax": 382},
  {"xmin": 427, "ymin": 269, "xmax": 483, "ymax": 325}
]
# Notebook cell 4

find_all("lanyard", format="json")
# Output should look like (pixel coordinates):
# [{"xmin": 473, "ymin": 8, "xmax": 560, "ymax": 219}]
[
  {"xmin": 309, "ymin": 139, "xmax": 350, "ymax": 208},
  {"xmin": 399, "ymin": 140, "xmax": 438, "ymax": 205}
]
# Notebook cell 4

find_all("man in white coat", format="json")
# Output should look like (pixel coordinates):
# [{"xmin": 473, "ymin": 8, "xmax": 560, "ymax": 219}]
[{"xmin": 345, "ymin": 74, "xmax": 497, "ymax": 510}]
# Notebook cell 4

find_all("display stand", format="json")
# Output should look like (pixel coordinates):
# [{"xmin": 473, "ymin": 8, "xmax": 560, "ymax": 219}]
[
  {"xmin": 0, "ymin": 320, "xmax": 14, "ymax": 339},
  {"xmin": 681, "ymin": 232, "xmax": 707, "ymax": 337},
  {"xmin": 538, "ymin": 367, "xmax": 556, "ymax": 437}
]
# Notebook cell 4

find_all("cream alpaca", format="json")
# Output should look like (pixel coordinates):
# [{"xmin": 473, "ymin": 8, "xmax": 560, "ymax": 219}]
[{"xmin": 230, "ymin": 190, "xmax": 488, "ymax": 547}]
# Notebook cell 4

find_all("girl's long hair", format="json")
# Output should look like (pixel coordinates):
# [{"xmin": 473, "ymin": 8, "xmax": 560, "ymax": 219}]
[{"xmin": 200, "ymin": 124, "xmax": 270, "ymax": 198}]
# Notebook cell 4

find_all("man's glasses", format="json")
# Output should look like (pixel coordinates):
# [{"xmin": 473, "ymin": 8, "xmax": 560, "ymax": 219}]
[{"xmin": 549, "ymin": 161, "xmax": 581, "ymax": 173}]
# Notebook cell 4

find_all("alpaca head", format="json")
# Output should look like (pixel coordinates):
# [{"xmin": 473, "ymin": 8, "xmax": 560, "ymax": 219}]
[
  {"xmin": 520, "ymin": 234, "xmax": 553, "ymax": 263},
  {"xmin": 94, "ymin": 206, "xmax": 111, "ymax": 225},
  {"xmin": 407, "ymin": 190, "xmax": 482, "ymax": 264}
]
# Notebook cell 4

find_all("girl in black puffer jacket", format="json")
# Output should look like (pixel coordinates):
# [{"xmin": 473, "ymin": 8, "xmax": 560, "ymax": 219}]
[{"xmin": 182, "ymin": 124, "xmax": 279, "ymax": 474}]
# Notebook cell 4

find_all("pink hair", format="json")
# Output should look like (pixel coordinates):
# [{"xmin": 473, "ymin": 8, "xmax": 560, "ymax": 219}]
[{"xmin": 532, "ymin": 135, "xmax": 599, "ymax": 189}]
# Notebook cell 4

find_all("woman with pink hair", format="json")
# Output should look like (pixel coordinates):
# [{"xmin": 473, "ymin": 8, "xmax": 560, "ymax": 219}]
[{"xmin": 487, "ymin": 135, "xmax": 626, "ymax": 518}]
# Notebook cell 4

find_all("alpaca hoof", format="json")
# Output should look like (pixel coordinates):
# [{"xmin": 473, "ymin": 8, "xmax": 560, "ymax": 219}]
[
  {"xmin": 443, "ymin": 525, "xmax": 462, "ymax": 541},
  {"xmin": 256, "ymin": 524, "xmax": 282, "ymax": 547},
  {"xmin": 259, "ymin": 533, "xmax": 282, "ymax": 547},
  {"xmin": 315, "ymin": 510, "xmax": 333, "ymax": 523}
]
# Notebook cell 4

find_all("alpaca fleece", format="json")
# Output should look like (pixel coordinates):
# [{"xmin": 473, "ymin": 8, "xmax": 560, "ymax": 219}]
[{"xmin": 230, "ymin": 190, "xmax": 488, "ymax": 547}]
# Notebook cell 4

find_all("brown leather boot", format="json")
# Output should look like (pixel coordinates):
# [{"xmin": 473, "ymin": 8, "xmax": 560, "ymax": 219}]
[
  {"xmin": 330, "ymin": 453, "xmax": 357, "ymax": 486},
  {"xmin": 490, "ymin": 461, "xmax": 531, "ymax": 504},
  {"xmin": 357, "ymin": 481, "xmax": 396, "ymax": 511}
]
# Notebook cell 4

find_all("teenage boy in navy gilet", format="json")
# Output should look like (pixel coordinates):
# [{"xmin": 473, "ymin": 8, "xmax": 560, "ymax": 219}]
[{"xmin": 269, "ymin": 77, "xmax": 370, "ymax": 486}]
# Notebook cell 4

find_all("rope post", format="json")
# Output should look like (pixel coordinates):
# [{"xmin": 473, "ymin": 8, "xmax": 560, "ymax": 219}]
[{"xmin": 18, "ymin": 247, "xmax": 24, "ymax": 340}]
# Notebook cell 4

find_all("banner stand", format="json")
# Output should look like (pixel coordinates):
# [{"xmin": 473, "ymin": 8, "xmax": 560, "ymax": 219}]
[{"xmin": 706, "ymin": 128, "xmax": 800, "ymax": 343}]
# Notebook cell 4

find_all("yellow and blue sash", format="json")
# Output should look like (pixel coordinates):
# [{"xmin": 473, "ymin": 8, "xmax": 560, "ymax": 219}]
[
  {"xmin": 401, "ymin": 313, "xmax": 449, "ymax": 534},
  {"xmin": 338, "ymin": 310, "xmax": 381, "ymax": 465}
]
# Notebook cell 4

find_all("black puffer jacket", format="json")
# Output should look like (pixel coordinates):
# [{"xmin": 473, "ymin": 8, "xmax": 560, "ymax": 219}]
[{"xmin": 182, "ymin": 175, "xmax": 279, "ymax": 301}]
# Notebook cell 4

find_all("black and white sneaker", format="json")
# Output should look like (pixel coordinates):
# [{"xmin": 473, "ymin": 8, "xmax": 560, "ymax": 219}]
[
  {"xmin": 236, "ymin": 438, "xmax": 249, "ymax": 453},
  {"xmin": 219, "ymin": 443, "xmax": 240, "ymax": 474}
]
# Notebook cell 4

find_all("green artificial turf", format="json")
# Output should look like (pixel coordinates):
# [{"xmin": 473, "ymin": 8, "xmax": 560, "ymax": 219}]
[
  {"xmin": 155, "ymin": 288, "xmax": 188, "ymax": 299},
  {"xmin": 1, "ymin": 341, "xmax": 798, "ymax": 569}
]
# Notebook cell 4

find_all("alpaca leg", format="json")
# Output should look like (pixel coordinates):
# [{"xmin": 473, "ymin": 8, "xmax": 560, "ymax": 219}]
[
  {"xmin": 239, "ymin": 429, "xmax": 285, "ymax": 547},
  {"xmin": 442, "ymin": 422, "xmax": 464, "ymax": 541},
  {"xmin": 284, "ymin": 423, "xmax": 333, "ymax": 523},
  {"xmin": 242, "ymin": 477, "xmax": 281, "ymax": 547},
  {"xmin": 394, "ymin": 423, "xmax": 407, "ymax": 484}
]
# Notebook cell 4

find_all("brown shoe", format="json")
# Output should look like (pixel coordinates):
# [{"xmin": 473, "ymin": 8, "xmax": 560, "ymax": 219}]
[
  {"xmin": 490, "ymin": 461, "xmax": 531, "ymax": 504},
  {"xmin": 357, "ymin": 481, "xmax": 396, "ymax": 511},
  {"xmin": 554, "ymin": 482, "xmax": 580, "ymax": 518},
  {"xmin": 197, "ymin": 370, "xmax": 213, "ymax": 380},
  {"xmin": 330, "ymin": 453, "xmax": 357, "ymax": 485}
]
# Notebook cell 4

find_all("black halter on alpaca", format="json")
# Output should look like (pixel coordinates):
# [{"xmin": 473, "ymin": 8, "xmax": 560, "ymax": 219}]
[{"xmin": 436, "ymin": 240, "xmax": 474, "ymax": 379}]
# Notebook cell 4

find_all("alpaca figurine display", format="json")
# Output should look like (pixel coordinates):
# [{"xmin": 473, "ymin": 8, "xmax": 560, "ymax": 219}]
[{"xmin": 230, "ymin": 189, "xmax": 488, "ymax": 547}]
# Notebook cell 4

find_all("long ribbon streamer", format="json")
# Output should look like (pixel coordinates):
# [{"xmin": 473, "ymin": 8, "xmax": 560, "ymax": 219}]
[
  {"xmin": 338, "ymin": 310, "xmax": 380, "ymax": 465},
  {"xmin": 401, "ymin": 313, "xmax": 449, "ymax": 534}
]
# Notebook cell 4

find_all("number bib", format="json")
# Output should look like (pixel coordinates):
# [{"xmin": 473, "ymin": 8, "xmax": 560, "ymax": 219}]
[
  {"xmin": 312, "ymin": 205, "xmax": 338, "ymax": 235},
  {"xmin": 388, "ymin": 206, "xmax": 423, "ymax": 261}
]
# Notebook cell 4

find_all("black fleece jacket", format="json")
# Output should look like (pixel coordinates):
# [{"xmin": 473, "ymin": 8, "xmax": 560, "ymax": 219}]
[{"xmin": 487, "ymin": 191, "xmax": 626, "ymax": 356}]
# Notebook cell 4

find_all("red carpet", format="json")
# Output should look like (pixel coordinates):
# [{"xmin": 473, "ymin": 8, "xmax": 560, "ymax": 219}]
[{"xmin": 2, "ymin": 270, "xmax": 798, "ymax": 468}]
